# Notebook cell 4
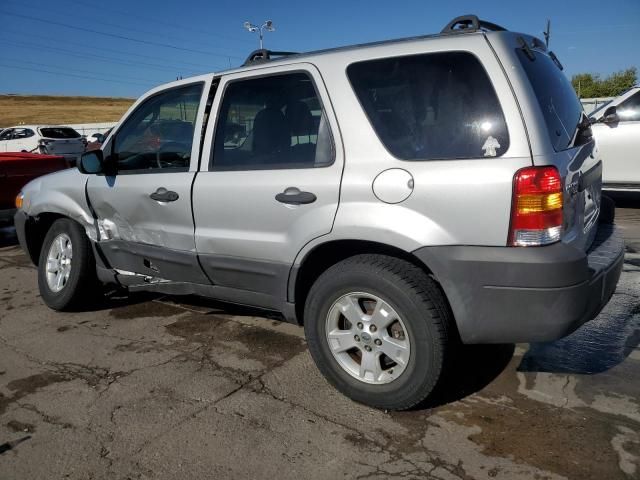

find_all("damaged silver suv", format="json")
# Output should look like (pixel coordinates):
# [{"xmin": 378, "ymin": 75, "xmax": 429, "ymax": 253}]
[{"xmin": 14, "ymin": 15, "xmax": 624, "ymax": 410}]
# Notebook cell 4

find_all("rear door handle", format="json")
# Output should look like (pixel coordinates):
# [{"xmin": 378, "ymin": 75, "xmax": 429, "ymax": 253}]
[
  {"xmin": 275, "ymin": 187, "xmax": 317, "ymax": 205},
  {"xmin": 149, "ymin": 187, "xmax": 179, "ymax": 202}
]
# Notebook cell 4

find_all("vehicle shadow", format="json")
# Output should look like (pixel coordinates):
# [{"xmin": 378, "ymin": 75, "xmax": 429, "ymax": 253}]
[
  {"xmin": 419, "ymin": 343, "xmax": 515, "ymax": 409},
  {"xmin": 86, "ymin": 290, "xmax": 286, "ymax": 319},
  {"xmin": 606, "ymin": 191, "xmax": 640, "ymax": 209},
  {"xmin": 517, "ymin": 305, "xmax": 640, "ymax": 374},
  {"xmin": 0, "ymin": 226, "xmax": 18, "ymax": 248}
]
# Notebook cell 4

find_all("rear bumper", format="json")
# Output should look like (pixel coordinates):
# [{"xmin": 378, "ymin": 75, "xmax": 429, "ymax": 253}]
[{"xmin": 413, "ymin": 222, "xmax": 624, "ymax": 344}]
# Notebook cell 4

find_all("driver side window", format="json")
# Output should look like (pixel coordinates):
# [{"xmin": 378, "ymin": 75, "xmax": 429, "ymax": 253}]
[{"xmin": 113, "ymin": 83, "xmax": 203, "ymax": 173}]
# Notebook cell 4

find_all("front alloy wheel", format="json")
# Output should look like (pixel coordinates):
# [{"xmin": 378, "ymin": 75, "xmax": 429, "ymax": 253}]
[
  {"xmin": 45, "ymin": 233, "xmax": 73, "ymax": 292},
  {"xmin": 37, "ymin": 218, "xmax": 100, "ymax": 311}
]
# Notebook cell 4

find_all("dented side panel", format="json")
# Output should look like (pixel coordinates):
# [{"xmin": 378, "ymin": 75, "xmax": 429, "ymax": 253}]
[{"xmin": 86, "ymin": 172, "xmax": 197, "ymax": 251}]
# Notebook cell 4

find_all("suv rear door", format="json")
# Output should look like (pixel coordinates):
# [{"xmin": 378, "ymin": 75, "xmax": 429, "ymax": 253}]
[
  {"xmin": 192, "ymin": 63, "xmax": 343, "ymax": 306},
  {"xmin": 86, "ymin": 80, "xmax": 212, "ymax": 283}
]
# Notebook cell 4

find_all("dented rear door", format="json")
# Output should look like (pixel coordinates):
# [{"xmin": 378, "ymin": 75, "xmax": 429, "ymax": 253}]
[{"xmin": 86, "ymin": 79, "xmax": 212, "ymax": 283}]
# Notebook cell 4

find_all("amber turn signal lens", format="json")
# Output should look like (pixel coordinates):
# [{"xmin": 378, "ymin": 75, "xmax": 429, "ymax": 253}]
[{"xmin": 15, "ymin": 192, "xmax": 24, "ymax": 209}]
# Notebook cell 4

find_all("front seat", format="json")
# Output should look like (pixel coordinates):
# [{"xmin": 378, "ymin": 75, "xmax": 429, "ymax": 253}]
[
  {"xmin": 252, "ymin": 107, "xmax": 290, "ymax": 158},
  {"xmin": 285, "ymin": 101, "xmax": 317, "ymax": 165}
]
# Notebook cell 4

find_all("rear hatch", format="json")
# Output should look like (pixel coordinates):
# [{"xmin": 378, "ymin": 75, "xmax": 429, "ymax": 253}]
[
  {"xmin": 38, "ymin": 127, "xmax": 85, "ymax": 155},
  {"xmin": 511, "ymin": 37, "xmax": 601, "ymax": 252}
]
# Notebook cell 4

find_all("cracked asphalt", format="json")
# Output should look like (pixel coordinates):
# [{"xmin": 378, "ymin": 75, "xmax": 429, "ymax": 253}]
[{"xmin": 1, "ymin": 197, "xmax": 639, "ymax": 479}]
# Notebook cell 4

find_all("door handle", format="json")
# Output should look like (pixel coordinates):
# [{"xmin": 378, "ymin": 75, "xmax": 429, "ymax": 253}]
[
  {"xmin": 275, "ymin": 187, "xmax": 317, "ymax": 205},
  {"xmin": 149, "ymin": 187, "xmax": 179, "ymax": 202}
]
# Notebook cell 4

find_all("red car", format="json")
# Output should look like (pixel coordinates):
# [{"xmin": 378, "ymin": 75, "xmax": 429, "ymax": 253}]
[{"xmin": 0, "ymin": 153, "xmax": 70, "ymax": 225}]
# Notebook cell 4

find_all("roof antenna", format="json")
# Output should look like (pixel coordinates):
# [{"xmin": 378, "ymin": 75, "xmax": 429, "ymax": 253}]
[{"xmin": 543, "ymin": 19, "xmax": 551, "ymax": 48}]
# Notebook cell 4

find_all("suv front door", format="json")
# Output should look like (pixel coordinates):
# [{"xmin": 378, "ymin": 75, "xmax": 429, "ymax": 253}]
[
  {"xmin": 193, "ymin": 64, "xmax": 344, "ymax": 307},
  {"xmin": 86, "ymin": 80, "xmax": 212, "ymax": 283}
]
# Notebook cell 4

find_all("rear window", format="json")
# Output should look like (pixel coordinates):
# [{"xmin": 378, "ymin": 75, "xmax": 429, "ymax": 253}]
[
  {"xmin": 516, "ymin": 49, "xmax": 583, "ymax": 151},
  {"xmin": 39, "ymin": 127, "xmax": 81, "ymax": 139},
  {"xmin": 347, "ymin": 51, "xmax": 509, "ymax": 160}
]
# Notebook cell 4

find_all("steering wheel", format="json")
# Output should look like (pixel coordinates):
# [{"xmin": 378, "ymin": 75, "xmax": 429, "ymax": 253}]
[{"xmin": 156, "ymin": 141, "xmax": 190, "ymax": 168}]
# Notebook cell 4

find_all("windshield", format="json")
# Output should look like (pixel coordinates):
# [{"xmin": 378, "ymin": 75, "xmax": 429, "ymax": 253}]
[
  {"xmin": 516, "ymin": 49, "xmax": 583, "ymax": 151},
  {"xmin": 39, "ymin": 127, "xmax": 81, "ymax": 139}
]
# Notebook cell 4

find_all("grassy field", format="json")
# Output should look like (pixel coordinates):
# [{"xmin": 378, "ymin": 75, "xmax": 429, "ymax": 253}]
[{"xmin": 0, "ymin": 95, "xmax": 134, "ymax": 127}]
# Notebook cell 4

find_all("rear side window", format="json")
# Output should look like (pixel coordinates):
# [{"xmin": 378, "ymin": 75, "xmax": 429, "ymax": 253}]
[
  {"xmin": 40, "ymin": 127, "xmax": 81, "ymax": 139},
  {"xmin": 211, "ymin": 72, "xmax": 334, "ymax": 171},
  {"xmin": 347, "ymin": 52, "xmax": 509, "ymax": 160},
  {"xmin": 516, "ymin": 49, "xmax": 583, "ymax": 151}
]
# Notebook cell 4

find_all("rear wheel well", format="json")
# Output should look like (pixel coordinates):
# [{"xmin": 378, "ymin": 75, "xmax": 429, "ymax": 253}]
[
  {"xmin": 24, "ymin": 213, "xmax": 66, "ymax": 266},
  {"xmin": 293, "ymin": 240, "xmax": 436, "ymax": 323}
]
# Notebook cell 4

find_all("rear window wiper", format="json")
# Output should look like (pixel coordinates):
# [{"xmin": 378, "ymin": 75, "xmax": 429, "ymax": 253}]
[
  {"xmin": 517, "ymin": 36, "xmax": 535, "ymax": 61},
  {"xmin": 549, "ymin": 51, "xmax": 564, "ymax": 70}
]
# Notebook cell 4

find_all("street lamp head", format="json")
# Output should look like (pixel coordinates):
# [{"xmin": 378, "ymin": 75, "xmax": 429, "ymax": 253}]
[
  {"xmin": 264, "ymin": 20, "xmax": 275, "ymax": 32},
  {"xmin": 244, "ymin": 21, "xmax": 258, "ymax": 32}
]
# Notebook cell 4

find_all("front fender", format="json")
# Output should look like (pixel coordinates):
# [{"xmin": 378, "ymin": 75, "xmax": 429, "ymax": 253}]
[{"xmin": 21, "ymin": 169, "xmax": 97, "ymax": 240}]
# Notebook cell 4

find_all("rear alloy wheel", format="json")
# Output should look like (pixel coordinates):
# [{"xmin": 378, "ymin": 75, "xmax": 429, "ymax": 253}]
[
  {"xmin": 304, "ymin": 254, "xmax": 453, "ymax": 411},
  {"xmin": 326, "ymin": 292, "xmax": 411, "ymax": 384},
  {"xmin": 38, "ymin": 218, "xmax": 99, "ymax": 310}
]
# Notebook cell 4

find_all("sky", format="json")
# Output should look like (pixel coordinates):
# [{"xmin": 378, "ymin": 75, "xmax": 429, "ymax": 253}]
[{"xmin": 0, "ymin": 0, "xmax": 638, "ymax": 98}]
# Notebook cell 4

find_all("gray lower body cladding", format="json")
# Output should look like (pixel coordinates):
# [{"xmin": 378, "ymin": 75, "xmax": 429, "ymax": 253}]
[
  {"xmin": 414, "ymin": 222, "xmax": 624, "ymax": 344},
  {"xmin": 14, "ymin": 211, "xmax": 29, "ymax": 254},
  {"xmin": 99, "ymin": 240, "xmax": 211, "ymax": 285}
]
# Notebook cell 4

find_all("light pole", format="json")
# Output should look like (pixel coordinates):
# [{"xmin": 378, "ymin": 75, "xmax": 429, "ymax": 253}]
[{"xmin": 244, "ymin": 20, "xmax": 275, "ymax": 50}]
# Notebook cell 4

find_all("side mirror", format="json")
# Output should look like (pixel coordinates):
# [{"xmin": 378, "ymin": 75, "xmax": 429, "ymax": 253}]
[
  {"xmin": 78, "ymin": 150, "xmax": 104, "ymax": 174},
  {"xmin": 602, "ymin": 106, "xmax": 619, "ymax": 124}
]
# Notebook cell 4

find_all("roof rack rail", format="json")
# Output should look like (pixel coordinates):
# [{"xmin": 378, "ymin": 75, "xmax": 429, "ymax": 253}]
[
  {"xmin": 242, "ymin": 49, "xmax": 298, "ymax": 66},
  {"xmin": 440, "ymin": 15, "xmax": 507, "ymax": 34}
]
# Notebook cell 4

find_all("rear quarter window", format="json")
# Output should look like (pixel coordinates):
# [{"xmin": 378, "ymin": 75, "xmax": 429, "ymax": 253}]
[
  {"xmin": 347, "ymin": 51, "xmax": 509, "ymax": 160},
  {"xmin": 39, "ymin": 127, "xmax": 81, "ymax": 139}
]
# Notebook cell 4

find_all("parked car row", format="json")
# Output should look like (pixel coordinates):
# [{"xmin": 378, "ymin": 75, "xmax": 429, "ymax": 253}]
[{"xmin": 0, "ymin": 125, "xmax": 86, "ymax": 159}]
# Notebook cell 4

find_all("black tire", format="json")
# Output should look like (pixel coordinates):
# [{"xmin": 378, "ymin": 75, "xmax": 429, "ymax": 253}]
[
  {"xmin": 304, "ymin": 254, "xmax": 453, "ymax": 411},
  {"xmin": 600, "ymin": 195, "xmax": 615, "ymax": 224},
  {"xmin": 37, "ymin": 218, "xmax": 99, "ymax": 311}
]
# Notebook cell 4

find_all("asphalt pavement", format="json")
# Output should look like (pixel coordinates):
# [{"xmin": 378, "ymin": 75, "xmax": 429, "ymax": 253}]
[{"xmin": 0, "ymin": 199, "xmax": 638, "ymax": 479}]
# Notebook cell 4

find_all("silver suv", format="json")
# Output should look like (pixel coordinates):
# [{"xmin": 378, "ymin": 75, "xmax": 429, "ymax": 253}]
[{"xmin": 14, "ymin": 16, "xmax": 624, "ymax": 410}]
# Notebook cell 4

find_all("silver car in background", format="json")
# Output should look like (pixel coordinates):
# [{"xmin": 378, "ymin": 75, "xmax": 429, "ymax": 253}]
[
  {"xmin": 590, "ymin": 86, "xmax": 640, "ymax": 190},
  {"xmin": 0, "ymin": 125, "xmax": 86, "ymax": 160}
]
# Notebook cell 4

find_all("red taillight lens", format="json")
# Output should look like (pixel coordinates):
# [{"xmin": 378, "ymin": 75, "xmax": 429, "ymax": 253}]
[{"xmin": 509, "ymin": 166, "xmax": 563, "ymax": 246}]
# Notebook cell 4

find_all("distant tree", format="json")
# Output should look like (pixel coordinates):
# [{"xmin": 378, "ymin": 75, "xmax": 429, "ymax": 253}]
[{"xmin": 571, "ymin": 67, "xmax": 637, "ymax": 98}]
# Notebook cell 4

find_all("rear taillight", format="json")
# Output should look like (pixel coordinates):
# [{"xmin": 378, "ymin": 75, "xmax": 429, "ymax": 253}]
[{"xmin": 508, "ymin": 166, "xmax": 563, "ymax": 246}]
